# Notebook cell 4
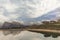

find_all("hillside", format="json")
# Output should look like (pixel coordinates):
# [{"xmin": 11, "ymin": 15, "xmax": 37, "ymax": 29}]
[{"xmin": 1, "ymin": 19, "xmax": 60, "ymax": 30}]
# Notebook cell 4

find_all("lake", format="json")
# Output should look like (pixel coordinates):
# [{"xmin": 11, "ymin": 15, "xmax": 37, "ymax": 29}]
[{"xmin": 0, "ymin": 31, "xmax": 60, "ymax": 40}]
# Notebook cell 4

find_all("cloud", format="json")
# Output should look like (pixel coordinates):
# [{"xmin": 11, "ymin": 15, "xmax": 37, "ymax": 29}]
[
  {"xmin": 0, "ymin": 0, "xmax": 60, "ymax": 24},
  {"xmin": 4, "ymin": 3, "xmax": 18, "ymax": 12},
  {"xmin": 0, "ymin": 7, "xmax": 9, "ymax": 23},
  {"xmin": 10, "ymin": 0, "xmax": 60, "ymax": 18}
]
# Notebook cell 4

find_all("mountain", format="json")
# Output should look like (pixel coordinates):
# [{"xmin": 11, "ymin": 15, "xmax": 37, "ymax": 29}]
[
  {"xmin": 16, "ymin": 7, "xmax": 60, "ymax": 25},
  {"xmin": 2, "ymin": 21, "xmax": 25, "ymax": 29},
  {"xmin": 34, "ymin": 7, "xmax": 60, "ymax": 21},
  {"xmin": 3, "ymin": 7, "xmax": 60, "ymax": 25}
]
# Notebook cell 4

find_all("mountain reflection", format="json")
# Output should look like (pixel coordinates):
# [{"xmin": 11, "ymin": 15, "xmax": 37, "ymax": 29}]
[{"xmin": 2, "ymin": 30, "xmax": 21, "ymax": 35}]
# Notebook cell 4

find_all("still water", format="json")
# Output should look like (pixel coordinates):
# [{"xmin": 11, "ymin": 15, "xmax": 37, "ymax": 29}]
[{"xmin": 0, "ymin": 31, "xmax": 60, "ymax": 40}]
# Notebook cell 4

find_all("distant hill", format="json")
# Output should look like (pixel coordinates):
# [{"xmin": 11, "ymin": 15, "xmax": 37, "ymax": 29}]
[
  {"xmin": 1, "ymin": 21, "xmax": 26, "ymax": 29},
  {"xmin": 17, "ymin": 7, "xmax": 60, "ymax": 23},
  {"xmin": 35, "ymin": 7, "xmax": 60, "ymax": 21},
  {"xmin": 1, "ymin": 19, "xmax": 60, "ymax": 30}
]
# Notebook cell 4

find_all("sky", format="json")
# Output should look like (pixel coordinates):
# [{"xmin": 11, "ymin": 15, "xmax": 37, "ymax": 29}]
[
  {"xmin": 0, "ymin": 0, "xmax": 60, "ymax": 24},
  {"xmin": 0, "ymin": 0, "xmax": 60, "ymax": 40}
]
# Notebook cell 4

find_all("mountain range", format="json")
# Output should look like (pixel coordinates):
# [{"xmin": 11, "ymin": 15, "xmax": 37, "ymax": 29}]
[{"xmin": 34, "ymin": 7, "xmax": 60, "ymax": 21}]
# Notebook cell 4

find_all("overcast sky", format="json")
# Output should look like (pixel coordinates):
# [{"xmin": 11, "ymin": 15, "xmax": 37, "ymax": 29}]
[
  {"xmin": 0, "ymin": 0, "xmax": 60, "ymax": 24},
  {"xmin": 0, "ymin": 0, "xmax": 60, "ymax": 40}
]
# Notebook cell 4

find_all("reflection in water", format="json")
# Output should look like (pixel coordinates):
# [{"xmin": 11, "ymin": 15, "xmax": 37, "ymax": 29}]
[
  {"xmin": 2, "ymin": 30, "xmax": 21, "ymax": 35},
  {"xmin": 0, "ymin": 31, "xmax": 60, "ymax": 40}
]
